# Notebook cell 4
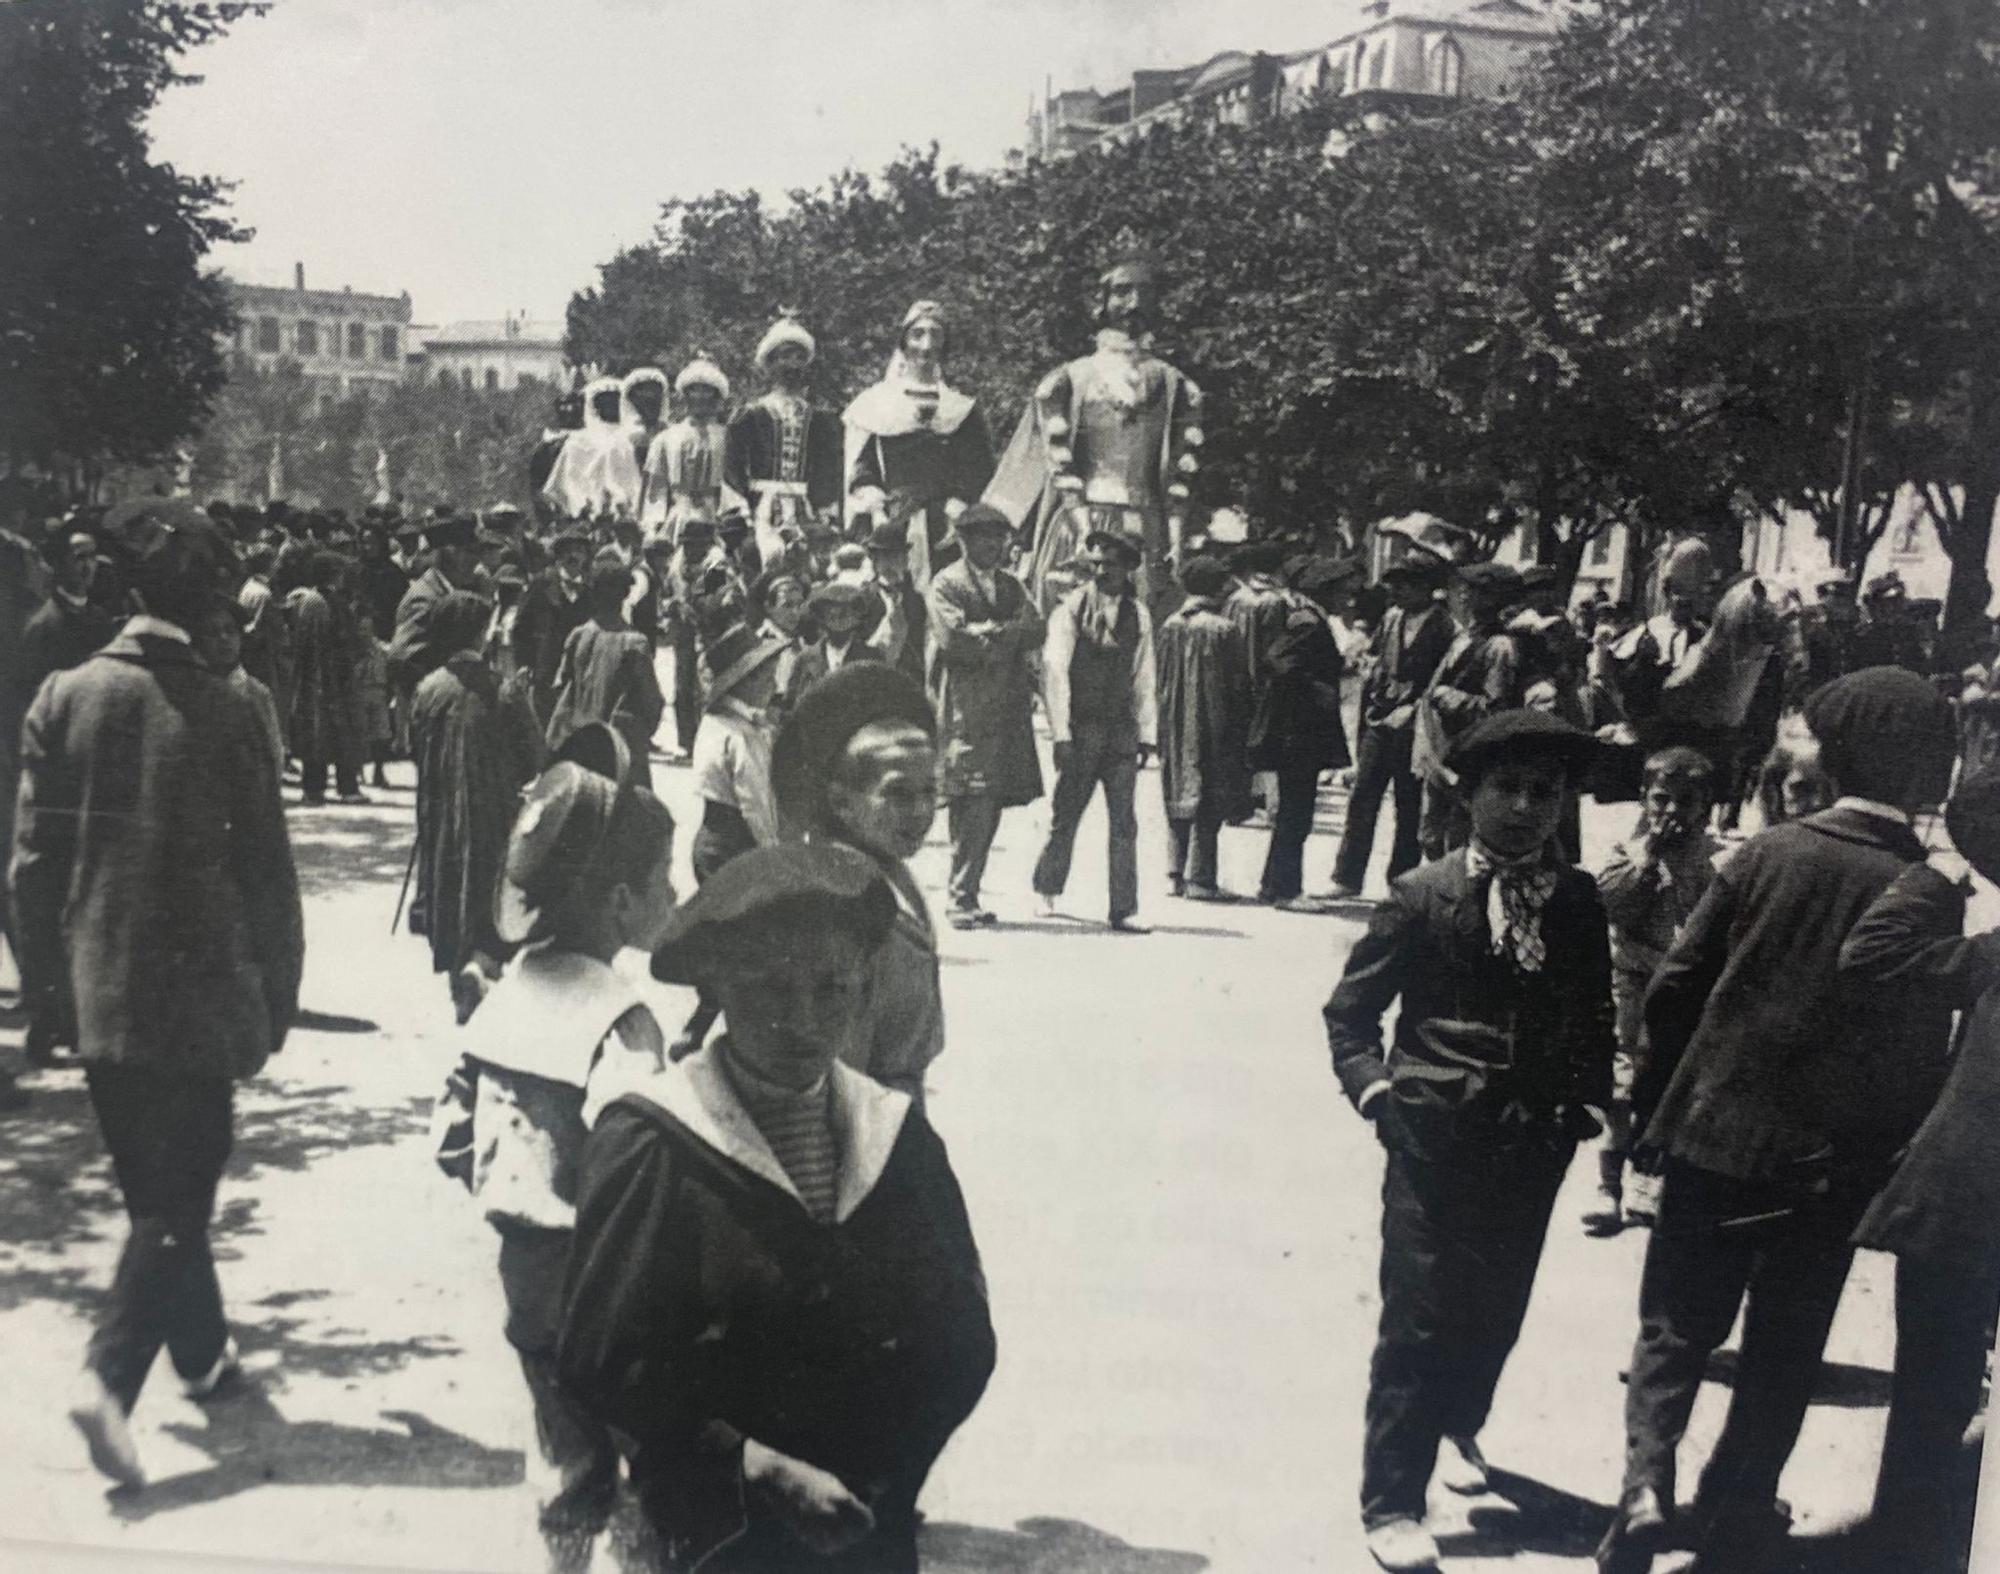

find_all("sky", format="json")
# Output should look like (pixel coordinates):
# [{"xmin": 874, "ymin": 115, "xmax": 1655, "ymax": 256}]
[{"xmin": 146, "ymin": 0, "xmax": 1366, "ymax": 327}]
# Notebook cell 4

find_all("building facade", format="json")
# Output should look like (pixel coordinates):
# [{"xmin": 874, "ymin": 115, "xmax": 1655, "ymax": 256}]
[
  {"xmin": 225, "ymin": 265, "xmax": 413, "ymax": 406},
  {"xmin": 1026, "ymin": 0, "xmax": 1557, "ymax": 157},
  {"xmin": 408, "ymin": 315, "xmax": 568, "ymax": 391}
]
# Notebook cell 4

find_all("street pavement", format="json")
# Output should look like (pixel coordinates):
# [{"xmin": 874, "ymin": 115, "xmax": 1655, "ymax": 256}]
[{"xmin": 0, "ymin": 754, "xmax": 1941, "ymax": 1574}]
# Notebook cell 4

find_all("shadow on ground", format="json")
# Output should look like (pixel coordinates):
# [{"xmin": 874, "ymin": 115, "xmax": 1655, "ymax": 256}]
[
  {"xmin": 118, "ymin": 1389, "xmax": 519, "ymax": 1518},
  {"xmin": 285, "ymin": 807, "xmax": 414, "ymax": 900},
  {"xmin": 919, "ymin": 1516, "xmax": 1209, "ymax": 1573},
  {"xmin": 1704, "ymin": 1349, "xmax": 1893, "ymax": 1409},
  {"xmin": 1435, "ymin": 1468, "xmax": 1614, "ymax": 1561}
]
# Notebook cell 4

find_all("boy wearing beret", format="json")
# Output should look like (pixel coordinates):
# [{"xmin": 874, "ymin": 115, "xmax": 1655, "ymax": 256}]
[{"xmin": 1324, "ymin": 709, "xmax": 1614, "ymax": 1573}]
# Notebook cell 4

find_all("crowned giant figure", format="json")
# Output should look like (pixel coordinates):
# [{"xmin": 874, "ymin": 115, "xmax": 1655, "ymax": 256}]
[
  {"xmin": 724, "ymin": 313, "xmax": 844, "ymax": 567},
  {"xmin": 844, "ymin": 299, "xmax": 997, "ymax": 590},
  {"xmin": 984, "ymin": 242, "xmax": 1203, "ymax": 622}
]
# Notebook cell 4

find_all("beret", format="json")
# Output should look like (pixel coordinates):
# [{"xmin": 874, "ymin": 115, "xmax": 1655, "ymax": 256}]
[
  {"xmin": 651, "ymin": 843, "xmax": 895, "ymax": 984},
  {"xmin": 1445, "ymin": 707, "xmax": 1600, "ymax": 785}
]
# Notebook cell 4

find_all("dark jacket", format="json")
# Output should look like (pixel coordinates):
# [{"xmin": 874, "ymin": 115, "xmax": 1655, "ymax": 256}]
[
  {"xmin": 1324, "ymin": 848, "xmax": 1615, "ymax": 1163},
  {"xmin": 925, "ymin": 559, "xmax": 1043, "ymax": 806},
  {"xmin": 1841, "ymin": 864, "xmax": 2000, "ymax": 1276},
  {"xmin": 18, "ymin": 593, "xmax": 115, "ymax": 704},
  {"xmin": 1155, "ymin": 596, "xmax": 1254, "ymax": 822},
  {"xmin": 557, "ymin": 1049, "xmax": 995, "ymax": 1573},
  {"xmin": 388, "ymin": 566, "xmax": 460, "ymax": 693},
  {"xmin": 1247, "ymin": 605, "xmax": 1349, "ymax": 774},
  {"xmin": 1639, "ymin": 807, "xmax": 1949, "ymax": 1185},
  {"xmin": 1412, "ymin": 625, "xmax": 1523, "ymax": 785},
  {"xmin": 10, "ymin": 627, "xmax": 303, "ymax": 1080},
  {"xmin": 545, "ymin": 616, "xmax": 665, "ymax": 760},
  {"xmin": 1359, "ymin": 601, "xmax": 1453, "ymax": 731}
]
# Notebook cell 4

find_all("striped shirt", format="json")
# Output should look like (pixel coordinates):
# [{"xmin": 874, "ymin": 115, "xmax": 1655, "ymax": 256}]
[{"xmin": 724, "ymin": 1051, "xmax": 840, "ymax": 1224}]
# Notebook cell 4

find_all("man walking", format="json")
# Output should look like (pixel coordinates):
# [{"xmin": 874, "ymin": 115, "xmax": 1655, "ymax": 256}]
[
  {"xmin": 925, "ymin": 505, "xmax": 1043, "ymax": 929},
  {"xmin": 1412, "ymin": 560, "xmax": 1524, "ymax": 862},
  {"xmin": 1033, "ymin": 528, "xmax": 1157, "ymax": 931},
  {"xmin": 11, "ymin": 505, "xmax": 303, "ymax": 1488}
]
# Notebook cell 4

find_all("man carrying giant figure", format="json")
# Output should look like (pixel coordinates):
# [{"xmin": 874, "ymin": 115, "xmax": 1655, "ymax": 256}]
[
  {"xmin": 844, "ymin": 299, "xmax": 997, "ymax": 590},
  {"xmin": 983, "ymin": 240, "xmax": 1204, "ymax": 623}
]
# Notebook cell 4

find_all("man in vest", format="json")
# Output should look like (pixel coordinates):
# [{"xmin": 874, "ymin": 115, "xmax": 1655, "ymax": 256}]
[{"xmin": 1032, "ymin": 526, "xmax": 1158, "ymax": 931}]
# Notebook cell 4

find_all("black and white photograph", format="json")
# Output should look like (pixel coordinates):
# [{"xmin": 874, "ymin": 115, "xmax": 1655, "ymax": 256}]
[{"xmin": 5, "ymin": 1, "xmax": 2000, "ymax": 1570}]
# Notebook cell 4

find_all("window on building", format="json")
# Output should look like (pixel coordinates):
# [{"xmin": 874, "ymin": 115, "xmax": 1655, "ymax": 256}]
[
  {"xmin": 380, "ymin": 326, "xmax": 399, "ymax": 362},
  {"xmin": 296, "ymin": 320, "xmax": 319, "ymax": 357},
  {"xmin": 348, "ymin": 323, "xmax": 366, "ymax": 358},
  {"xmin": 484, "ymin": 368, "xmax": 501, "ymax": 390},
  {"xmin": 1432, "ymin": 36, "xmax": 1464, "ymax": 97},
  {"xmin": 1367, "ymin": 43, "xmax": 1386, "ymax": 88},
  {"xmin": 257, "ymin": 316, "xmax": 281, "ymax": 353},
  {"xmin": 436, "ymin": 368, "xmax": 454, "ymax": 385},
  {"xmin": 1353, "ymin": 40, "xmax": 1367, "ymax": 85},
  {"xmin": 461, "ymin": 368, "xmax": 475, "ymax": 388}
]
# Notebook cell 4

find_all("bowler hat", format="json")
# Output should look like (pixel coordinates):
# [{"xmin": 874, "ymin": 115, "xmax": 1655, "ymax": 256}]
[
  {"xmin": 953, "ymin": 503, "xmax": 1012, "ymax": 537},
  {"xmin": 1083, "ymin": 526, "xmax": 1142, "ymax": 564},
  {"xmin": 809, "ymin": 579, "xmax": 874, "ymax": 622},
  {"xmin": 1381, "ymin": 550, "xmax": 1449, "ymax": 586},
  {"xmin": 423, "ymin": 514, "xmax": 475, "ymax": 551},
  {"xmin": 651, "ymin": 843, "xmax": 894, "ymax": 986}
]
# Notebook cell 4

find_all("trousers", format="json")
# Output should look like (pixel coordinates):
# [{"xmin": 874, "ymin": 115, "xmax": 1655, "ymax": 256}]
[
  {"xmin": 1166, "ymin": 809, "xmax": 1223, "ymax": 890},
  {"xmin": 1417, "ymin": 779, "xmax": 1470, "ymax": 864},
  {"xmin": 1333, "ymin": 726, "xmax": 1423, "ymax": 892},
  {"xmin": 1033, "ymin": 731, "xmax": 1139, "ymax": 920},
  {"xmin": 85, "ymin": 1065, "xmax": 234, "ymax": 1411},
  {"xmin": 946, "ymin": 796, "xmax": 1004, "ymax": 913},
  {"xmin": 1874, "ymin": 1254, "xmax": 2000, "ymax": 1549},
  {"xmin": 1619, "ymin": 1159, "xmax": 1866, "ymax": 1513},
  {"xmin": 1362, "ymin": 1141, "xmax": 1572, "ymax": 1526},
  {"xmin": 1258, "ymin": 765, "xmax": 1322, "ymax": 901}
]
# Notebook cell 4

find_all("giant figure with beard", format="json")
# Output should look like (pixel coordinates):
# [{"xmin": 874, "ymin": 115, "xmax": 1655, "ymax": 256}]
[{"xmin": 983, "ymin": 241, "xmax": 1204, "ymax": 623}]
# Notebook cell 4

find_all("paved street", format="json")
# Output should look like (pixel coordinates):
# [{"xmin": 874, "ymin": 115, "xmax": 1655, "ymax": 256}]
[{"xmin": 0, "ymin": 756, "xmax": 1913, "ymax": 1574}]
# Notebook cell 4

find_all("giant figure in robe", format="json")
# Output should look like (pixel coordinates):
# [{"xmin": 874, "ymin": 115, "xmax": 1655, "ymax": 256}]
[
  {"xmin": 540, "ymin": 375, "xmax": 643, "ymax": 520},
  {"xmin": 844, "ymin": 299, "xmax": 996, "ymax": 590},
  {"xmin": 984, "ymin": 244, "xmax": 1203, "ymax": 623},
  {"xmin": 724, "ymin": 314, "xmax": 843, "ymax": 567},
  {"xmin": 640, "ymin": 355, "xmax": 736, "ymax": 541}
]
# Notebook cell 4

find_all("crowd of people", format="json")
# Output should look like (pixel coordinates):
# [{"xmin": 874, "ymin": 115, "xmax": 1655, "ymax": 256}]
[{"xmin": 3, "ymin": 265, "xmax": 2000, "ymax": 1574}]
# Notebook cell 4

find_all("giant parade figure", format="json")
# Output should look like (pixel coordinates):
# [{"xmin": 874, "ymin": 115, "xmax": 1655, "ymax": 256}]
[
  {"xmin": 724, "ymin": 313, "xmax": 843, "ymax": 567},
  {"xmin": 640, "ymin": 354, "xmax": 735, "ymax": 540},
  {"xmin": 844, "ymin": 299, "xmax": 997, "ymax": 590},
  {"xmin": 983, "ymin": 238, "xmax": 1203, "ymax": 622},
  {"xmin": 540, "ymin": 374, "xmax": 643, "ymax": 520}
]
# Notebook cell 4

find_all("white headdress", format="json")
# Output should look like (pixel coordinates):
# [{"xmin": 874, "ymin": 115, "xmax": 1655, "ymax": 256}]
[
  {"xmin": 621, "ymin": 366, "xmax": 668, "ymax": 394},
  {"xmin": 582, "ymin": 375, "xmax": 626, "ymax": 430},
  {"xmin": 674, "ymin": 354, "xmax": 731, "ymax": 401},
  {"xmin": 754, "ymin": 314, "xmax": 816, "ymax": 370}
]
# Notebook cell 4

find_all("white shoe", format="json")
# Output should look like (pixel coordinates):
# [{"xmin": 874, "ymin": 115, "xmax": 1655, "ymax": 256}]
[
  {"xmin": 67, "ymin": 1371, "xmax": 145, "ymax": 1488},
  {"xmin": 1439, "ymin": 1434, "xmax": 1490, "ymax": 1494},
  {"xmin": 1366, "ymin": 1516, "xmax": 1440, "ymax": 1572},
  {"xmin": 181, "ymin": 1335, "xmax": 241, "ymax": 1400}
]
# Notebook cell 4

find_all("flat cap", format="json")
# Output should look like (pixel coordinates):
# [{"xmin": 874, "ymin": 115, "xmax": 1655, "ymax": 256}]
[
  {"xmin": 1445, "ymin": 707, "xmax": 1599, "ymax": 784},
  {"xmin": 651, "ymin": 843, "xmax": 895, "ymax": 984}
]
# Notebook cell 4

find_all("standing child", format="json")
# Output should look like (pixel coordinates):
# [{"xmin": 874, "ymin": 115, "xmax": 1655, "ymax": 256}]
[
  {"xmin": 1324, "ymin": 709, "xmax": 1613, "ymax": 1574},
  {"xmin": 444, "ymin": 750, "xmax": 677, "ymax": 1573},
  {"xmin": 1156, "ymin": 555, "xmax": 1254, "ymax": 901},
  {"xmin": 1585, "ymin": 747, "xmax": 1718, "ymax": 1235}
]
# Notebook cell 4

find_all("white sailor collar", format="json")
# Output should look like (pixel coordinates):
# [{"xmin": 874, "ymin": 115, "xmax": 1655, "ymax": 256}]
[{"xmin": 619, "ymin": 1041, "xmax": 911, "ymax": 1224}]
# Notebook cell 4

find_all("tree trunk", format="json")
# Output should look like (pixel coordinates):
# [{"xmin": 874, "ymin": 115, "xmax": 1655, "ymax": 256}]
[{"xmin": 1943, "ymin": 461, "xmax": 2000, "ymax": 666}]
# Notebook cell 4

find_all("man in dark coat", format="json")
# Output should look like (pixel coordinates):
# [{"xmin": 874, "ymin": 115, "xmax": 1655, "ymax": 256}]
[
  {"xmin": 1156, "ymin": 555, "xmax": 1254, "ymax": 901},
  {"xmin": 1835, "ymin": 767, "xmax": 2000, "ymax": 1567},
  {"xmin": 1330, "ymin": 553, "xmax": 1452, "ymax": 898},
  {"xmin": 355, "ymin": 523, "xmax": 410, "ymax": 640},
  {"xmin": 410, "ymin": 592, "xmax": 546, "ymax": 1021},
  {"xmin": 924, "ymin": 505, "xmax": 1043, "ymax": 929},
  {"xmin": 1032, "ymin": 527, "xmax": 1156, "ymax": 931},
  {"xmin": 1325, "ymin": 710, "xmax": 1613, "ymax": 1574},
  {"xmin": 11, "ymin": 507, "xmax": 303, "ymax": 1488},
  {"xmin": 388, "ymin": 513, "xmax": 478, "ymax": 697},
  {"xmin": 1250, "ymin": 555, "xmax": 1358, "ymax": 910},
  {"xmin": 1600, "ymin": 667, "xmax": 1960, "ymax": 1574},
  {"xmin": 20, "ymin": 523, "xmax": 116, "ymax": 699},
  {"xmin": 863, "ymin": 514, "xmax": 930, "ymax": 684},
  {"xmin": 788, "ymin": 580, "xmax": 885, "ymax": 700},
  {"xmin": 544, "ymin": 553, "xmax": 666, "ymax": 764},
  {"xmin": 514, "ymin": 527, "xmax": 592, "ymax": 730},
  {"xmin": 1412, "ymin": 560, "xmax": 1524, "ymax": 862}
]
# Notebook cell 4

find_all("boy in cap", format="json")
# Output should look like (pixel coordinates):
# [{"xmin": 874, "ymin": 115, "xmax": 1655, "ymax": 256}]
[
  {"xmin": 863, "ymin": 511, "xmax": 929, "ymax": 682},
  {"xmin": 1412, "ymin": 560, "xmax": 1525, "ymax": 861},
  {"xmin": 1329, "ymin": 551, "xmax": 1453, "ymax": 899},
  {"xmin": 544, "ymin": 552, "xmax": 666, "ymax": 765},
  {"xmin": 442, "ymin": 744, "xmax": 676, "ymax": 1571},
  {"xmin": 789, "ymin": 580, "xmax": 884, "ymax": 698},
  {"xmin": 1033, "ymin": 526, "xmax": 1157, "ymax": 930},
  {"xmin": 1325, "ymin": 709, "xmax": 1613, "ymax": 1573},
  {"xmin": 924, "ymin": 504, "xmax": 1043, "ymax": 928},
  {"xmin": 1156, "ymin": 555, "xmax": 1254, "ymax": 899},
  {"xmin": 1602, "ymin": 666, "xmax": 1959, "ymax": 1573}
]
